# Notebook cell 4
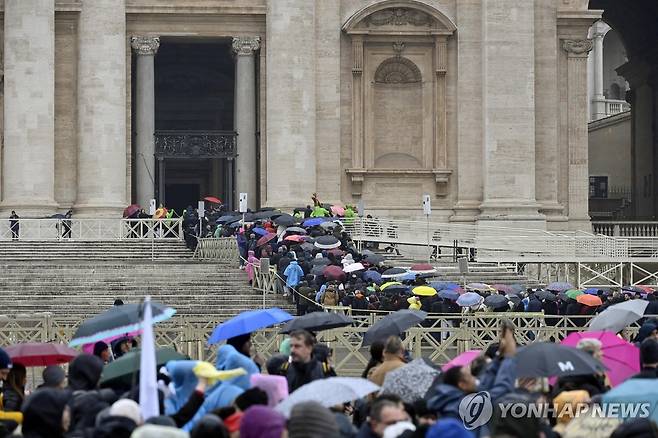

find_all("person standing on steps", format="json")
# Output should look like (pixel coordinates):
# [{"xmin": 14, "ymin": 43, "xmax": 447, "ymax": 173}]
[
  {"xmin": 9, "ymin": 211, "xmax": 19, "ymax": 240},
  {"xmin": 63, "ymin": 210, "xmax": 73, "ymax": 239}
]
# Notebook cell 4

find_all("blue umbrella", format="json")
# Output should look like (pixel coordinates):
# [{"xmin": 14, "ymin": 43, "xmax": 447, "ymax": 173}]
[
  {"xmin": 208, "ymin": 308, "xmax": 293, "ymax": 345},
  {"xmin": 362, "ymin": 270, "xmax": 382, "ymax": 284},
  {"xmin": 456, "ymin": 292, "xmax": 484, "ymax": 307},
  {"xmin": 583, "ymin": 288, "xmax": 600, "ymax": 295},
  {"xmin": 303, "ymin": 218, "xmax": 327, "ymax": 227},
  {"xmin": 399, "ymin": 272, "xmax": 417, "ymax": 282},
  {"xmin": 603, "ymin": 378, "xmax": 658, "ymax": 423},
  {"xmin": 430, "ymin": 281, "xmax": 460, "ymax": 291},
  {"xmin": 438, "ymin": 290, "xmax": 459, "ymax": 301},
  {"xmin": 252, "ymin": 227, "xmax": 268, "ymax": 236}
]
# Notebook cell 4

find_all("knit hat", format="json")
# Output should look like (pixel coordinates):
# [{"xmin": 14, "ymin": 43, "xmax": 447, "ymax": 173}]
[
  {"xmin": 426, "ymin": 418, "xmax": 474, "ymax": 438},
  {"xmin": 42, "ymin": 365, "xmax": 66, "ymax": 387},
  {"xmin": 0, "ymin": 347, "xmax": 12, "ymax": 370},
  {"xmin": 640, "ymin": 338, "xmax": 658, "ymax": 365},
  {"xmin": 288, "ymin": 401, "xmax": 340, "ymax": 438},
  {"xmin": 239, "ymin": 405, "xmax": 286, "ymax": 438},
  {"xmin": 110, "ymin": 399, "xmax": 143, "ymax": 426}
]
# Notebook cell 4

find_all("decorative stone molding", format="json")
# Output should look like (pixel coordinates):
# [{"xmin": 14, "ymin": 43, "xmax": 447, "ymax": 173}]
[
  {"xmin": 392, "ymin": 41, "xmax": 405, "ymax": 57},
  {"xmin": 374, "ymin": 57, "xmax": 422, "ymax": 84},
  {"xmin": 232, "ymin": 36, "xmax": 261, "ymax": 56},
  {"xmin": 368, "ymin": 8, "xmax": 431, "ymax": 27},
  {"xmin": 561, "ymin": 39, "xmax": 593, "ymax": 56},
  {"xmin": 346, "ymin": 168, "xmax": 452, "ymax": 197},
  {"xmin": 130, "ymin": 36, "xmax": 160, "ymax": 56}
]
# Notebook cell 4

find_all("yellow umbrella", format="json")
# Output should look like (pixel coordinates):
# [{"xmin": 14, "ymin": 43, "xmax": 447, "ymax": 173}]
[
  {"xmin": 412, "ymin": 286, "xmax": 438, "ymax": 297},
  {"xmin": 380, "ymin": 281, "xmax": 402, "ymax": 290}
]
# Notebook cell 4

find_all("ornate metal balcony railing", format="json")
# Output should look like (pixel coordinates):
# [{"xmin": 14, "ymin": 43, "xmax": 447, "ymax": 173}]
[{"xmin": 154, "ymin": 130, "xmax": 237, "ymax": 159}]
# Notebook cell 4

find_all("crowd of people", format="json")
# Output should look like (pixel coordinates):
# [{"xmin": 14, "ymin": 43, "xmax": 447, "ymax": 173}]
[{"xmin": 2, "ymin": 319, "xmax": 658, "ymax": 438}]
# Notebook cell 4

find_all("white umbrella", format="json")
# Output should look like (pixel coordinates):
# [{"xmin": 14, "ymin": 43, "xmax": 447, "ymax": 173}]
[
  {"xmin": 589, "ymin": 299, "xmax": 649, "ymax": 333},
  {"xmin": 276, "ymin": 377, "xmax": 380, "ymax": 417},
  {"xmin": 344, "ymin": 262, "xmax": 365, "ymax": 273}
]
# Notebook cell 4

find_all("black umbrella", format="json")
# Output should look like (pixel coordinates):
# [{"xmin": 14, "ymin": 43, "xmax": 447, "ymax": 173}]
[
  {"xmin": 362, "ymin": 310, "xmax": 427, "ymax": 346},
  {"xmin": 254, "ymin": 210, "xmax": 280, "ymax": 220},
  {"xmin": 274, "ymin": 214, "xmax": 296, "ymax": 227},
  {"xmin": 280, "ymin": 312, "xmax": 354, "ymax": 334},
  {"xmin": 216, "ymin": 214, "xmax": 240, "ymax": 224},
  {"xmin": 69, "ymin": 302, "xmax": 176, "ymax": 347},
  {"xmin": 364, "ymin": 254, "xmax": 385, "ymax": 265},
  {"xmin": 516, "ymin": 342, "xmax": 607, "ymax": 378},
  {"xmin": 381, "ymin": 268, "xmax": 407, "ymax": 279},
  {"xmin": 381, "ymin": 285, "xmax": 409, "ymax": 295},
  {"xmin": 484, "ymin": 295, "xmax": 509, "ymax": 308},
  {"xmin": 311, "ymin": 257, "xmax": 331, "ymax": 266},
  {"xmin": 535, "ymin": 290, "xmax": 557, "ymax": 302},
  {"xmin": 285, "ymin": 227, "xmax": 307, "ymax": 235},
  {"xmin": 242, "ymin": 212, "xmax": 256, "ymax": 222},
  {"xmin": 300, "ymin": 243, "xmax": 315, "ymax": 252},
  {"xmin": 314, "ymin": 235, "xmax": 341, "ymax": 249},
  {"xmin": 311, "ymin": 265, "xmax": 327, "ymax": 276}
]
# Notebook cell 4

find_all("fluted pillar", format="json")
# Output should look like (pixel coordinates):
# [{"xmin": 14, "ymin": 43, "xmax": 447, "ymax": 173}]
[
  {"xmin": 563, "ymin": 39, "xmax": 594, "ymax": 229},
  {"xmin": 74, "ymin": 0, "xmax": 126, "ymax": 217},
  {"xmin": 1, "ymin": 0, "xmax": 57, "ymax": 215},
  {"xmin": 232, "ymin": 36, "xmax": 260, "ymax": 210},
  {"xmin": 131, "ymin": 36, "xmax": 160, "ymax": 209}
]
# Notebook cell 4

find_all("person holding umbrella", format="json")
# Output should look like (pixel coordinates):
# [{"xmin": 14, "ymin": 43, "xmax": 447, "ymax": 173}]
[{"xmin": 8, "ymin": 211, "xmax": 19, "ymax": 240}]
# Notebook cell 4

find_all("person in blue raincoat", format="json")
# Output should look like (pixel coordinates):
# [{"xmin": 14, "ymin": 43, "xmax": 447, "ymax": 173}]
[
  {"xmin": 283, "ymin": 259, "xmax": 304, "ymax": 297},
  {"xmin": 182, "ymin": 344, "xmax": 259, "ymax": 431},
  {"xmin": 164, "ymin": 360, "xmax": 199, "ymax": 416}
]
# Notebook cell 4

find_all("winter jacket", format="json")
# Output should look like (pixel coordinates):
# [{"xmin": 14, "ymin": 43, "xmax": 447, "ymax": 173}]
[
  {"xmin": 1, "ymin": 387, "xmax": 23, "ymax": 412},
  {"xmin": 281, "ymin": 358, "xmax": 332, "ymax": 393},
  {"xmin": 367, "ymin": 355, "xmax": 406, "ymax": 387},
  {"xmin": 427, "ymin": 384, "xmax": 464, "ymax": 419}
]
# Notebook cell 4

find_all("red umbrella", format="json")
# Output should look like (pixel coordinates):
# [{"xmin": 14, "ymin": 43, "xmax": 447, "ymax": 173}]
[
  {"xmin": 204, "ymin": 196, "xmax": 222, "ymax": 204},
  {"xmin": 5, "ymin": 342, "xmax": 79, "ymax": 366},
  {"xmin": 257, "ymin": 233, "xmax": 277, "ymax": 247},
  {"xmin": 284, "ymin": 235, "xmax": 305, "ymax": 243},
  {"xmin": 323, "ymin": 265, "xmax": 346, "ymax": 282},
  {"xmin": 327, "ymin": 248, "xmax": 345, "ymax": 257},
  {"xmin": 409, "ymin": 263, "xmax": 436, "ymax": 274},
  {"xmin": 123, "ymin": 204, "xmax": 140, "ymax": 218}
]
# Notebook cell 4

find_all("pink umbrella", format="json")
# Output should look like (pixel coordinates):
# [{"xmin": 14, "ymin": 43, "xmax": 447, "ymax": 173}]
[
  {"xmin": 561, "ymin": 331, "xmax": 640, "ymax": 387},
  {"xmin": 81, "ymin": 330, "xmax": 142, "ymax": 354},
  {"xmin": 442, "ymin": 350, "xmax": 482, "ymax": 372}
]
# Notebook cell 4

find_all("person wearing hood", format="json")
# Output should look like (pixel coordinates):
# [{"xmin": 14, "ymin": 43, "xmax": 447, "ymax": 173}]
[
  {"xmin": 283, "ymin": 259, "xmax": 304, "ymax": 297},
  {"xmin": 66, "ymin": 354, "xmax": 118, "ymax": 438},
  {"xmin": 244, "ymin": 250, "xmax": 260, "ymax": 285},
  {"xmin": 182, "ymin": 344, "xmax": 258, "ymax": 431},
  {"xmin": 20, "ymin": 388, "xmax": 71, "ymax": 438},
  {"xmin": 164, "ymin": 361, "xmax": 200, "ymax": 416}
]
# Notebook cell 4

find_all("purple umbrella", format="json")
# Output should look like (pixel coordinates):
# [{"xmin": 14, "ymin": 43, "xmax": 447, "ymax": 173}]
[
  {"xmin": 362, "ymin": 270, "xmax": 382, "ymax": 284},
  {"xmin": 456, "ymin": 292, "xmax": 484, "ymax": 307},
  {"xmin": 546, "ymin": 282, "xmax": 574, "ymax": 292}
]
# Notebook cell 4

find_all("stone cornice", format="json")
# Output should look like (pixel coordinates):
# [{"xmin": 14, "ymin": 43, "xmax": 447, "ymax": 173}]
[
  {"xmin": 131, "ymin": 36, "xmax": 160, "ymax": 56},
  {"xmin": 562, "ymin": 39, "xmax": 593, "ymax": 56},
  {"xmin": 232, "ymin": 36, "xmax": 261, "ymax": 56}
]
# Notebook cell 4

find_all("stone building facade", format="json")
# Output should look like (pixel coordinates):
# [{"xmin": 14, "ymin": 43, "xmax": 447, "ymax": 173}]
[{"xmin": 0, "ymin": 0, "xmax": 603, "ymax": 230}]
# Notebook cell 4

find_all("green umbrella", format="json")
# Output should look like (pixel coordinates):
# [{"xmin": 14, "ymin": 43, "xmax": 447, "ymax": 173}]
[
  {"xmin": 566, "ymin": 289, "xmax": 584, "ymax": 300},
  {"xmin": 100, "ymin": 347, "xmax": 186, "ymax": 386}
]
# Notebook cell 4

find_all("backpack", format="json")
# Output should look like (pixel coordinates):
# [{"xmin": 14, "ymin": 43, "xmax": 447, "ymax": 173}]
[{"xmin": 322, "ymin": 290, "xmax": 339, "ymax": 306}]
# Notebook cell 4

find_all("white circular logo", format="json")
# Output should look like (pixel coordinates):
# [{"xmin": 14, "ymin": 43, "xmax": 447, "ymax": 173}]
[{"xmin": 459, "ymin": 391, "xmax": 493, "ymax": 430}]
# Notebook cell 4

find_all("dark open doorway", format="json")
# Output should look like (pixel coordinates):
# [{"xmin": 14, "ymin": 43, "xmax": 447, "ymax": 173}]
[{"xmin": 149, "ymin": 38, "xmax": 236, "ymax": 210}]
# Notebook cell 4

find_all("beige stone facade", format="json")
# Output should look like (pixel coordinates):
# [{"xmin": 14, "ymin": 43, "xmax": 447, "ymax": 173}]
[{"xmin": 0, "ymin": 0, "xmax": 603, "ymax": 229}]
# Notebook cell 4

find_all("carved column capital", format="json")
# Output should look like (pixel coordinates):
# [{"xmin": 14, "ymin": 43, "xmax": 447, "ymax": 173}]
[
  {"xmin": 232, "ymin": 36, "xmax": 261, "ymax": 56},
  {"xmin": 561, "ymin": 39, "xmax": 593, "ymax": 57},
  {"xmin": 130, "ymin": 36, "xmax": 160, "ymax": 56}
]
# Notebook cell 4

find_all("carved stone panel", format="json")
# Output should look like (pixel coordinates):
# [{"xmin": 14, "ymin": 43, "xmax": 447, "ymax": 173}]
[
  {"xmin": 367, "ymin": 8, "xmax": 432, "ymax": 27},
  {"xmin": 374, "ymin": 57, "xmax": 422, "ymax": 84}
]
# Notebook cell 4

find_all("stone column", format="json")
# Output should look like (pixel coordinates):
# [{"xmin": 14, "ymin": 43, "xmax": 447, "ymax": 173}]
[
  {"xmin": 563, "ymin": 39, "xmax": 594, "ymax": 229},
  {"xmin": 266, "ymin": 0, "xmax": 316, "ymax": 208},
  {"xmin": 590, "ymin": 21, "xmax": 608, "ymax": 120},
  {"xmin": 478, "ymin": 0, "xmax": 544, "ymax": 228},
  {"xmin": 74, "ymin": 0, "xmax": 126, "ymax": 217},
  {"xmin": 1, "ymin": 0, "xmax": 57, "ymax": 215},
  {"xmin": 131, "ymin": 36, "xmax": 160, "ymax": 209},
  {"xmin": 232, "ymin": 36, "xmax": 260, "ymax": 210}
]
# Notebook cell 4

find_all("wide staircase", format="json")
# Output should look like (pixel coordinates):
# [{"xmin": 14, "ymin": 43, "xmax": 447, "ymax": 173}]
[{"xmin": 0, "ymin": 240, "xmax": 294, "ymax": 319}]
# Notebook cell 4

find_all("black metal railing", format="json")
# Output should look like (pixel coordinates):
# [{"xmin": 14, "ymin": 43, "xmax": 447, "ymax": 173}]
[{"xmin": 154, "ymin": 130, "xmax": 237, "ymax": 159}]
